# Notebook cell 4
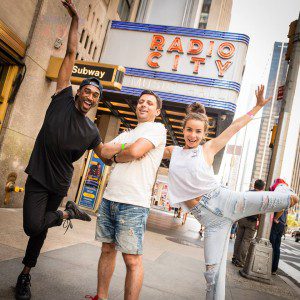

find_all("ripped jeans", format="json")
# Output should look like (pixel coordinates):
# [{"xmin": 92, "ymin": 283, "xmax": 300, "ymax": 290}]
[{"xmin": 190, "ymin": 186, "xmax": 291, "ymax": 300}]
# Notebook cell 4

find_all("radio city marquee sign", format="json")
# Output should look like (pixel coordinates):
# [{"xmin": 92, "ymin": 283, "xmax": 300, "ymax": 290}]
[
  {"xmin": 46, "ymin": 56, "xmax": 125, "ymax": 90},
  {"xmin": 100, "ymin": 21, "xmax": 249, "ymax": 109},
  {"xmin": 147, "ymin": 35, "xmax": 234, "ymax": 77}
]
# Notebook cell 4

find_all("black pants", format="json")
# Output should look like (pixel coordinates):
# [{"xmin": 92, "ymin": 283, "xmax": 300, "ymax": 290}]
[
  {"xmin": 270, "ymin": 222, "xmax": 284, "ymax": 273},
  {"xmin": 22, "ymin": 176, "xmax": 64, "ymax": 268}
]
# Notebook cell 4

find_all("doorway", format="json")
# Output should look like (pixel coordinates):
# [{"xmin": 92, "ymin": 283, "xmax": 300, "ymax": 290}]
[{"xmin": 0, "ymin": 61, "xmax": 19, "ymax": 132}]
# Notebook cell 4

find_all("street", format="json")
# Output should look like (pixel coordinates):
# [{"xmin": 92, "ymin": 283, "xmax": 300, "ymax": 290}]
[
  {"xmin": 281, "ymin": 236, "xmax": 300, "ymax": 271},
  {"xmin": 279, "ymin": 235, "xmax": 300, "ymax": 285},
  {"xmin": 1, "ymin": 208, "xmax": 299, "ymax": 299},
  {"xmin": 0, "ymin": 1, "xmax": 300, "ymax": 299}
]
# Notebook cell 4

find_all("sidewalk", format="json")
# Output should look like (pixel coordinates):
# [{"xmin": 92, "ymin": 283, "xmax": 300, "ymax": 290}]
[{"xmin": 0, "ymin": 207, "xmax": 298, "ymax": 299}]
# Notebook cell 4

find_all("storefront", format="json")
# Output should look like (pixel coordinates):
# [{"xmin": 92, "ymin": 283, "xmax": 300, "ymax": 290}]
[
  {"xmin": 99, "ymin": 21, "xmax": 248, "ymax": 161},
  {"xmin": 0, "ymin": 19, "xmax": 26, "ymax": 133}
]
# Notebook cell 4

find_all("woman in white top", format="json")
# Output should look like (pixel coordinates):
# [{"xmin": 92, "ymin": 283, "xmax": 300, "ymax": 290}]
[{"xmin": 163, "ymin": 85, "xmax": 299, "ymax": 300}]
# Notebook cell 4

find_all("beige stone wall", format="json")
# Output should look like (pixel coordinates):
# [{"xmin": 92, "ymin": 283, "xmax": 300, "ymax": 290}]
[
  {"xmin": 0, "ymin": 0, "xmax": 143, "ymax": 207},
  {"xmin": 206, "ymin": 0, "xmax": 232, "ymax": 31},
  {"xmin": 0, "ymin": 0, "xmax": 38, "ymax": 44},
  {"xmin": 0, "ymin": 0, "xmax": 72, "ymax": 207}
]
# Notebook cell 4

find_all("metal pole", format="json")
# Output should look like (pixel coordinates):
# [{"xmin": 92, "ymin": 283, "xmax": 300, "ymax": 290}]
[
  {"xmin": 240, "ymin": 15, "xmax": 300, "ymax": 283},
  {"xmin": 266, "ymin": 16, "xmax": 300, "ymax": 186}
]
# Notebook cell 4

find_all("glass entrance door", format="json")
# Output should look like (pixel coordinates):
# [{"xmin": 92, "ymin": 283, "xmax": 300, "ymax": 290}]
[{"xmin": 0, "ymin": 62, "xmax": 19, "ymax": 132}]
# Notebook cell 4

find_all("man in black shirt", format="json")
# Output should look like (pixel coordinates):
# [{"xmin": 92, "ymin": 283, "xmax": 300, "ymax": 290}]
[
  {"xmin": 15, "ymin": 1, "xmax": 110, "ymax": 299},
  {"xmin": 232, "ymin": 179, "xmax": 265, "ymax": 267}
]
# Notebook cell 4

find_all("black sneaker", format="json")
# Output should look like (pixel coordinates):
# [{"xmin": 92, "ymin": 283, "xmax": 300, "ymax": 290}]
[
  {"xmin": 15, "ymin": 273, "xmax": 31, "ymax": 300},
  {"xmin": 65, "ymin": 201, "xmax": 91, "ymax": 222},
  {"xmin": 234, "ymin": 260, "xmax": 244, "ymax": 268},
  {"xmin": 63, "ymin": 201, "xmax": 91, "ymax": 233}
]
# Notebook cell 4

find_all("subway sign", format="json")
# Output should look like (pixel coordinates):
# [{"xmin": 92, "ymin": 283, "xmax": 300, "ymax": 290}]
[{"xmin": 46, "ymin": 56, "xmax": 125, "ymax": 90}]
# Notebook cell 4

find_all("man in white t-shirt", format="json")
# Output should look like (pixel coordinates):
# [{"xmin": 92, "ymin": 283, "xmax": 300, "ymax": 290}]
[{"xmin": 90, "ymin": 90, "xmax": 166, "ymax": 300}]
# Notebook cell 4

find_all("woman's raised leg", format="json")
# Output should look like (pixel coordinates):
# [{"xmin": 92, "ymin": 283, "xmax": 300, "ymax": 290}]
[{"xmin": 221, "ymin": 187, "xmax": 298, "ymax": 222}]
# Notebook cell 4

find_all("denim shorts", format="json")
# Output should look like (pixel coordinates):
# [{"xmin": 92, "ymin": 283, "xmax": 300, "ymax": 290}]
[{"xmin": 95, "ymin": 198, "xmax": 150, "ymax": 254}]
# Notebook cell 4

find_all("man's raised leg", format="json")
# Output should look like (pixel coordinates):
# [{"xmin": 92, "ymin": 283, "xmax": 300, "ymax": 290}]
[
  {"xmin": 122, "ymin": 253, "xmax": 144, "ymax": 300},
  {"xmin": 97, "ymin": 243, "xmax": 117, "ymax": 299}
]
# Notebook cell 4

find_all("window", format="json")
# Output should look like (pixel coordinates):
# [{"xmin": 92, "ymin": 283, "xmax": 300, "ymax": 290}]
[
  {"xmin": 92, "ymin": 47, "xmax": 97, "ymax": 60},
  {"xmin": 87, "ymin": 5, "xmax": 91, "ymax": 20},
  {"xmin": 88, "ymin": 41, "xmax": 94, "ymax": 54},
  {"xmin": 117, "ymin": 0, "xmax": 133, "ymax": 21},
  {"xmin": 91, "ymin": 12, "xmax": 95, "ymax": 27},
  {"xmin": 80, "ymin": 29, "xmax": 85, "ymax": 43},
  {"xmin": 0, "ymin": 65, "xmax": 9, "ymax": 103},
  {"xmin": 98, "ymin": 25, "xmax": 103, "ymax": 38},
  {"xmin": 198, "ymin": 0, "xmax": 212, "ymax": 29},
  {"xmin": 95, "ymin": 18, "xmax": 99, "ymax": 31},
  {"xmin": 84, "ymin": 35, "xmax": 90, "ymax": 49}
]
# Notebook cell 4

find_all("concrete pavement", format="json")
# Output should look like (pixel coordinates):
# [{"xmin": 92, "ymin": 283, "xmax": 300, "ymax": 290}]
[
  {"xmin": 0, "ymin": 207, "xmax": 298, "ymax": 299},
  {"xmin": 278, "ymin": 237, "xmax": 300, "ymax": 285}
]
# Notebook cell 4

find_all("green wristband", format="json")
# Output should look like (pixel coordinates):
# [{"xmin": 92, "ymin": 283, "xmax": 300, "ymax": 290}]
[{"xmin": 121, "ymin": 143, "xmax": 126, "ymax": 150}]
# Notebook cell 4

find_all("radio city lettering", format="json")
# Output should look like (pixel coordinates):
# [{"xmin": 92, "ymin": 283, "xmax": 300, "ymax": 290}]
[
  {"xmin": 72, "ymin": 66, "xmax": 106, "ymax": 78},
  {"xmin": 146, "ymin": 35, "xmax": 235, "ymax": 77}
]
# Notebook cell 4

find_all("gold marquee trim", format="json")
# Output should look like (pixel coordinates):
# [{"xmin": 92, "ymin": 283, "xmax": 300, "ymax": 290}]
[{"xmin": 0, "ymin": 19, "xmax": 26, "ymax": 59}]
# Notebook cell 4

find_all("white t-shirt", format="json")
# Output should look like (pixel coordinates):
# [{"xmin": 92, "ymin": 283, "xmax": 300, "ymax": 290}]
[
  {"xmin": 103, "ymin": 122, "xmax": 166, "ymax": 208},
  {"xmin": 168, "ymin": 145, "xmax": 219, "ymax": 212}
]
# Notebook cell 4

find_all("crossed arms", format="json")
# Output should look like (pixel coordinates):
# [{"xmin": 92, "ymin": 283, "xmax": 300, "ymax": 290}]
[{"xmin": 93, "ymin": 138, "xmax": 155, "ymax": 165}]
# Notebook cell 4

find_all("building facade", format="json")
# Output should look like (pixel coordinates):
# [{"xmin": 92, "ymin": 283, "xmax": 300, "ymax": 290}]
[
  {"xmin": 251, "ymin": 42, "xmax": 288, "ymax": 184},
  {"xmin": 199, "ymin": 0, "xmax": 232, "ymax": 30},
  {"xmin": 0, "ymin": 0, "xmax": 130, "ymax": 207},
  {"xmin": 136, "ymin": 0, "xmax": 232, "ymax": 30},
  {"xmin": 0, "ymin": 0, "xmax": 235, "ymax": 208}
]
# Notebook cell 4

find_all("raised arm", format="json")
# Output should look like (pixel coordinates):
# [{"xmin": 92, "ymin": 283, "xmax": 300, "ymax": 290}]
[
  {"xmin": 56, "ymin": 0, "xmax": 79, "ymax": 93},
  {"xmin": 99, "ymin": 139, "xmax": 153, "ymax": 162},
  {"xmin": 203, "ymin": 85, "xmax": 271, "ymax": 163}
]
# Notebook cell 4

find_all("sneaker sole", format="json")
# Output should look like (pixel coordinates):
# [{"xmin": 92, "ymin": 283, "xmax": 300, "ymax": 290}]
[
  {"xmin": 15, "ymin": 292, "xmax": 31, "ymax": 300},
  {"xmin": 66, "ymin": 201, "xmax": 91, "ymax": 221}
]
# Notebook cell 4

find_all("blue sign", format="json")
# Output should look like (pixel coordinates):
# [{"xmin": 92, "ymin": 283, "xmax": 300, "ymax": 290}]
[{"xmin": 78, "ymin": 151, "xmax": 105, "ymax": 211}]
